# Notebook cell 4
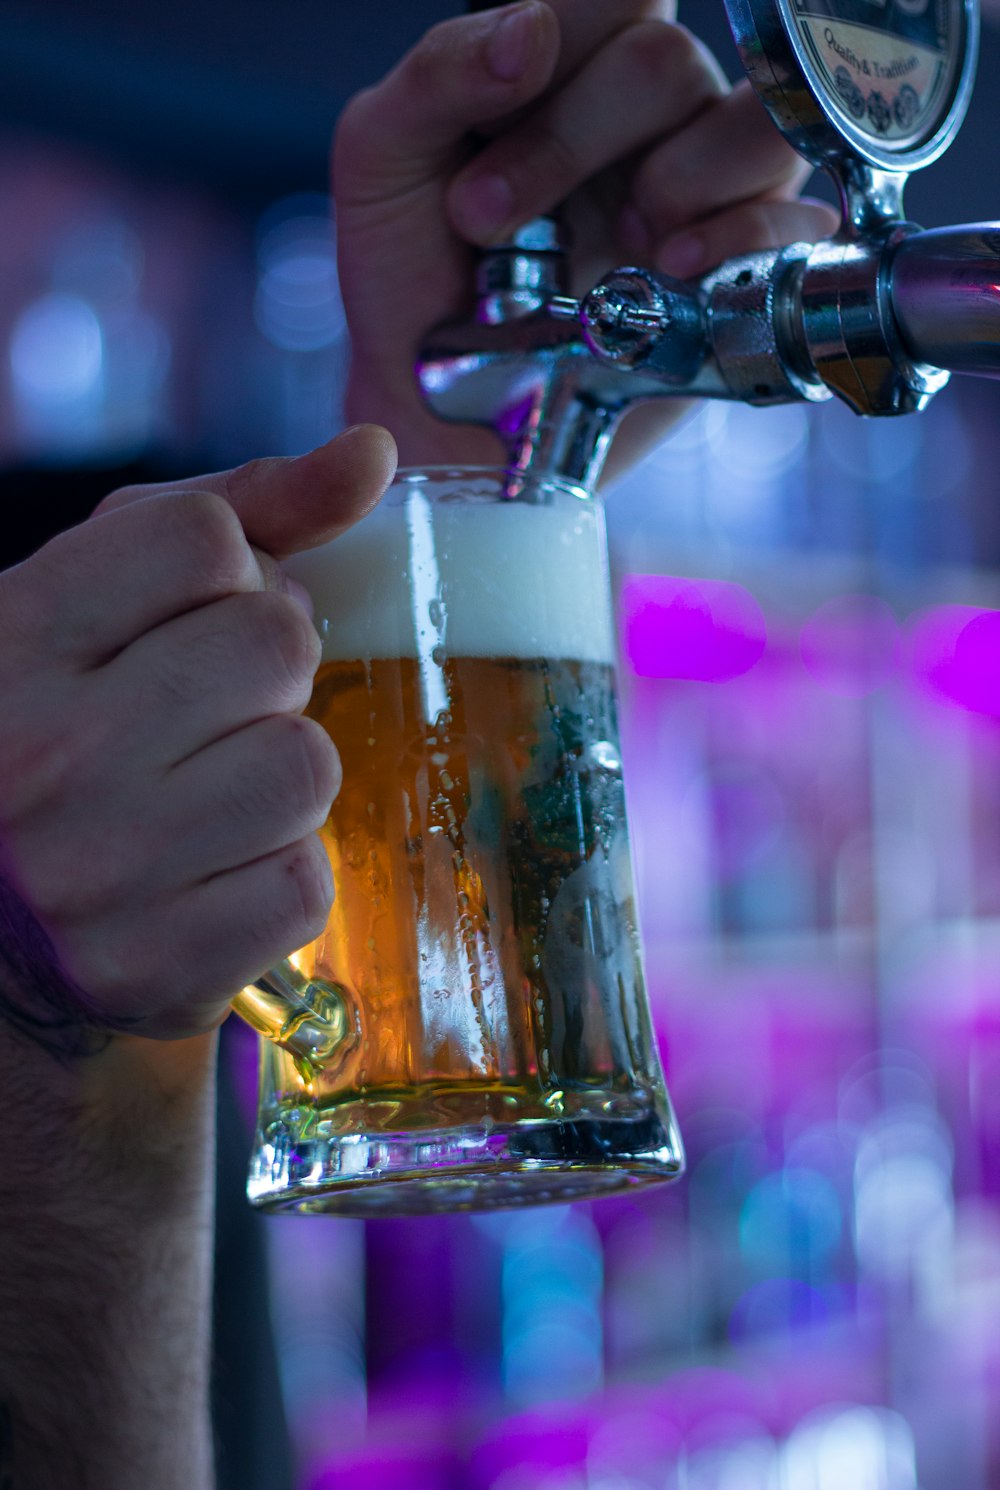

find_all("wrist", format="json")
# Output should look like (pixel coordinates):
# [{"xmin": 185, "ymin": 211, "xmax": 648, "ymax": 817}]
[
  {"xmin": 0, "ymin": 1025, "xmax": 219, "ymax": 1490},
  {"xmin": 0, "ymin": 1015, "xmax": 220, "ymax": 1197}
]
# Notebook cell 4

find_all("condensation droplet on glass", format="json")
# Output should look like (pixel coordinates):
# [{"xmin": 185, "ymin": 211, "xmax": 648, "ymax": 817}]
[{"xmin": 590, "ymin": 740, "xmax": 622, "ymax": 772}]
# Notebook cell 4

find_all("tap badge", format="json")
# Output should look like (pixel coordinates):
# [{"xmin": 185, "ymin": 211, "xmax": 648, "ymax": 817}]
[{"xmin": 787, "ymin": 0, "xmax": 964, "ymax": 149}]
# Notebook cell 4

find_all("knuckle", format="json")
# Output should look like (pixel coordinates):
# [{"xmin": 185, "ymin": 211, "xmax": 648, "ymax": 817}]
[
  {"xmin": 235, "ymin": 837, "xmax": 333, "ymax": 968},
  {"xmin": 166, "ymin": 489, "xmax": 255, "ymax": 596},
  {"xmin": 280, "ymin": 835, "xmax": 335, "ymax": 944},
  {"xmin": 618, "ymin": 19, "xmax": 692, "ymax": 86},
  {"xmin": 333, "ymin": 89, "xmax": 385, "ymax": 185},
  {"xmin": 0, "ymin": 716, "xmax": 72, "ymax": 824},
  {"xmin": 17, "ymin": 836, "xmax": 115, "ymax": 925},
  {"xmin": 404, "ymin": 15, "xmax": 464, "ymax": 91},
  {"xmin": 401, "ymin": 36, "xmax": 439, "ymax": 95},
  {"xmin": 286, "ymin": 715, "xmax": 342, "ymax": 821},
  {"xmin": 247, "ymin": 591, "xmax": 322, "ymax": 698},
  {"xmin": 99, "ymin": 480, "xmax": 158, "ymax": 510},
  {"xmin": 0, "ymin": 689, "xmax": 113, "ymax": 829},
  {"xmin": 661, "ymin": 22, "xmax": 729, "ymax": 94},
  {"xmin": 225, "ymin": 717, "xmax": 338, "ymax": 830},
  {"xmin": 334, "ymin": 87, "xmax": 370, "ymax": 146},
  {"xmin": 216, "ymin": 458, "xmax": 283, "ymax": 518},
  {"xmin": 63, "ymin": 934, "xmax": 131, "ymax": 1012}
]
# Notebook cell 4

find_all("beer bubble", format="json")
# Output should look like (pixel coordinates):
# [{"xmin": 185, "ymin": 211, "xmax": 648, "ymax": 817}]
[
  {"xmin": 431, "ymin": 645, "xmax": 446, "ymax": 667},
  {"xmin": 439, "ymin": 770, "xmax": 455, "ymax": 791}
]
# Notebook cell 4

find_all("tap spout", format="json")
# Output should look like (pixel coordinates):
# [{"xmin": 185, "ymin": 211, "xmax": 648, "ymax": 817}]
[{"xmin": 890, "ymin": 225, "xmax": 1000, "ymax": 380}]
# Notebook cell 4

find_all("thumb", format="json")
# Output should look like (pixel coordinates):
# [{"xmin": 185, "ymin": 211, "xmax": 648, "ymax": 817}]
[{"xmin": 93, "ymin": 424, "xmax": 398, "ymax": 559}]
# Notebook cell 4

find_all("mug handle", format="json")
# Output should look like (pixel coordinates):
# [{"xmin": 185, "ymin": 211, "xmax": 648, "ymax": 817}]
[{"xmin": 232, "ymin": 967, "xmax": 349, "ymax": 1082}]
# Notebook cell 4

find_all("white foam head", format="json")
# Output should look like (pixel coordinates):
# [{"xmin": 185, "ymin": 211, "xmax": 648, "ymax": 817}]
[{"xmin": 284, "ymin": 473, "xmax": 615, "ymax": 664}]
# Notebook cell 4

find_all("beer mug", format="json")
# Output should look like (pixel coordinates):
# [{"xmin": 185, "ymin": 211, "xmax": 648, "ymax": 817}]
[{"xmin": 232, "ymin": 467, "xmax": 683, "ymax": 1214}]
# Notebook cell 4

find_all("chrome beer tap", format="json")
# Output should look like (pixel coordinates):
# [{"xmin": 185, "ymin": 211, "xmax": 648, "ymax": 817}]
[{"xmin": 418, "ymin": 0, "xmax": 995, "ymax": 485}]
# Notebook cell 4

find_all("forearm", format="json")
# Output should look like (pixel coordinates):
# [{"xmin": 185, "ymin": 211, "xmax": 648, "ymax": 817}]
[{"xmin": 0, "ymin": 1025, "xmax": 218, "ymax": 1490}]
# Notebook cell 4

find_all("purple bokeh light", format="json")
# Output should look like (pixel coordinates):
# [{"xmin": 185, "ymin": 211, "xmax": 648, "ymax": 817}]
[
  {"xmin": 622, "ymin": 574, "xmax": 767, "ymax": 681},
  {"xmin": 909, "ymin": 603, "xmax": 1000, "ymax": 717}
]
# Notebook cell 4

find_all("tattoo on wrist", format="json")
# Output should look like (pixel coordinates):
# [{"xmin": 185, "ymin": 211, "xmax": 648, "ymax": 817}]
[
  {"xmin": 0, "ymin": 876, "xmax": 139, "ymax": 1063},
  {"xmin": 0, "ymin": 1403, "xmax": 12, "ymax": 1490}
]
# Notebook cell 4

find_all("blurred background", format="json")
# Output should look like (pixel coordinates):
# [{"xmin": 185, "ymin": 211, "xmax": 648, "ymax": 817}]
[{"xmin": 3, "ymin": 3, "xmax": 1000, "ymax": 1488}]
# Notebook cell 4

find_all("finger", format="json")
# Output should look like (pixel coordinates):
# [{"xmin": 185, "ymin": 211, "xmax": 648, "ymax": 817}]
[
  {"xmin": 157, "ymin": 714, "xmax": 340, "ymax": 887},
  {"xmin": 631, "ymin": 80, "xmax": 814, "ymax": 244},
  {"xmin": 165, "ymin": 833, "xmax": 336, "ymax": 1036},
  {"xmin": 95, "ymin": 423, "xmax": 398, "ymax": 560},
  {"xmin": 532, "ymin": 0, "xmax": 676, "ymax": 87},
  {"xmin": 101, "ymin": 588, "xmax": 322, "ymax": 766},
  {"xmin": 469, "ymin": 0, "xmax": 678, "ymax": 140},
  {"xmin": 16, "ymin": 425, "xmax": 396, "ymax": 667},
  {"xmin": 63, "ymin": 834, "xmax": 336, "ymax": 1038},
  {"xmin": 448, "ymin": 21, "xmax": 727, "ymax": 244},
  {"xmin": 7, "ymin": 488, "xmax": 283, "ymax": 671},
  {"xmin": 655, "ymin": 197, "xmax": 840, "ymax": 278},
  {"xmin": 334, "ymin": 2, "xmax": 562, "ymax": 203}
]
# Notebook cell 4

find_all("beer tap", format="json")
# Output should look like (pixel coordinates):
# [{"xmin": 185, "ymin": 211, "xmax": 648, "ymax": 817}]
[{"xmin": 418, "ymin": 0, "xmax": 993, "ymax": 486}]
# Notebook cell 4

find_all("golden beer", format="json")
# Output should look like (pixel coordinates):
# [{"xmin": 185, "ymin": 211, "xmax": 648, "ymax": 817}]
[{"xmin": 241, "ymin": 470, "xmax": 683, "ymax": 1213}]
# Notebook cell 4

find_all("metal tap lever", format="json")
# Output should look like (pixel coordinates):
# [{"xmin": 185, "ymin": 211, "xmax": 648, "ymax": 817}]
[{"xmin": 417, "ymin": 0, "xmax": 991, "ymax": 485}]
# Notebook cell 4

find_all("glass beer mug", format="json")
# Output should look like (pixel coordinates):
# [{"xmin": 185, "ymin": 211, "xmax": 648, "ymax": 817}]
[{"xmin": 232, "ymin": 467, "xmax": 683, "ymax": 1214}]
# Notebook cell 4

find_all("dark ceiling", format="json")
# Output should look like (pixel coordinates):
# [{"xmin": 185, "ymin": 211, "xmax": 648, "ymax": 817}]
[{"xmin": 0, "ymin": 1, "xmax": 996, "ymax": 227}]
